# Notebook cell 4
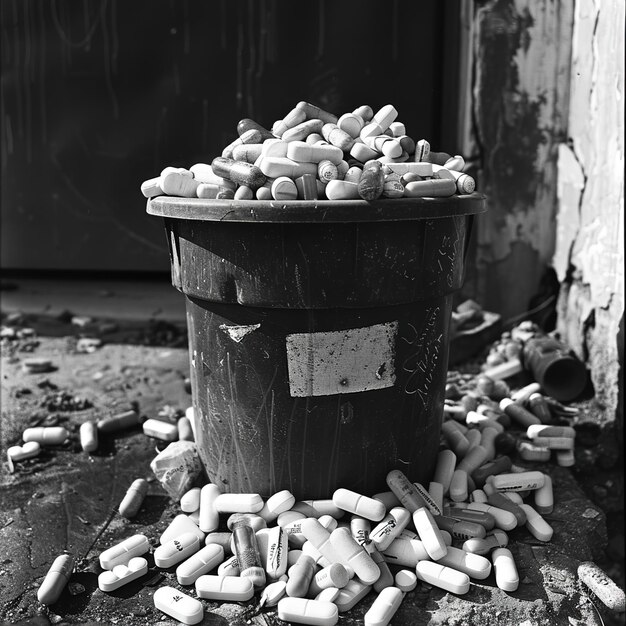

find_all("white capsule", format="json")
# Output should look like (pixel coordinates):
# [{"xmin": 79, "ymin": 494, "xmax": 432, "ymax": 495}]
[
  {"xmin": 215, "ymin": 493, "xmax": 264, "ymax": 514},
  {"xmin": 332, "ymin": 488, "xmax": 386, "ymax": 522},
  {"xmin": 526, "ymin": 424, "xmax": 576, "ymax": 439},
  {"xmin": 23, "ymin": 427, "xmax": 69, "ymax": 445},
  {"xmin": 534, "ymin": 474, "xmax": 554, "ymax": 515},
  {"xmin": 153, "ymin": 586, "xmax": 204, "ymax": 625},
  {"xmin": 180, "ymin": 487, "xmax": 201, "ymax": 513},
  {"xmin": 258, "ymin": 490, "xmax": 296, "ymax": 522},
  {"xmin": 412, "ymin": 507, "xmax": 448, "ymax": 560},
  {"xmin": 492, "ymin": 547, "xmax": 519, "ymax": 591},
  {"xmin": 466, "ymin": 502, "xmax": 518, "ymax": 531},
  {"xmin": 364, "ymin": 585, "xmax": 404, "ymax": 625},
  {"xmin": 277, "ymin": 597, "xmax": 339, "ymax": 625},
  {"xmin": 463, "ymin": 529, "xmax": 509, "ymax": 555},
  {"xmin": 382, "ymin": 537, "xmax": 429, "ymax": 567},
  {"xmin": 519, "ymin": 504, "xmax": 553, "ymax": 541},
  {"xmin": 372, "ymin": 491, "xmax": 402, "ymax": 510},
  {"xmin": 318, "ymin": 514, "xmax": 338, "ymax": 532},
  {"xmin": 300, "ymin": 518, "xmax": 345, "ymax": 566},
  {"xmin": 334, "ymin": 578, "xmax": 372, "ymax": 612},
  {"xmin": 195, "ymin": 574, "xmax": 255, "ymax": 601},
  {"xmin": 449, "ymin": 470, "xmax": 469, "ymax": 503},
  {"xmin": 119, "ymin": 478, "xmax": 149, "ymax": 519},
  {"xmin": 437, "ymin": 546, "xmax": 492, "ymax": 580},
  {"xmin": 177, "ymin": 416, "xmax": 194, "ymax": 441},
  {"xmin": 370, "ymin": 507, "xmax": 411, "ymax": 551},
  {"xmin": 303, "ymin": 499, "xmax": 346, "ymax": 519},
  {"xmin": 532, "ymin": 435, "xmax": 575, "ymax": 450},
  {"xmin": 308, "ymin": 562, "xmax": 350, "ymax": 597},
  {"xmin": 8, "ymin": 441, "xmax": 41, "ymax": 465},
  {"xmin": 198, "ymin": 484, "xmax": 220, "ymax": 533},
  {"xmin": 154, "ymin": 532, "xmax": 201, "ymax": 568},
  {"xmin": 329, "ymin": 527, "xmax": 380, "ymax": 585},
  {"xmin": 261, "ymin": 579, "xmax": 288, "ymax": 607},
  {"xmin": 142, "ymin": 418, "xmax": 178, "ymax": 441},
  {"xmin": 429, "ymin": 482, "xmax": 445, "ymax": 512},
  {"xmin": 99, "ymin": 534, "xmax": 150, "ymax": 570},
  {"xmin": 315, "ymin": 587, "xmax": 340, "ymax": 603},
  {"xmin": 278, "ymin": 510, "xmax": 306, "ymax": 526},
  {"xmin": 288, "ymin": 549, "xmax": 304, "ymax": 567},
  {"xmin": 470, "ymin": 489, "xmax": 488, "ymax": 504},
  {"xmin": 517, "ymin": 440, "xmax": 552, "ymax": 462},
  {"xmin": 205, "ymin": 531, "xmax": 232, "ymax": 555},
  {"xmin": 256, "ymin": 526, "xmax": 288, "ymax": 580},
  {"xmin": 350, "ymin": 516, "xmax": 374, "ymax": 553},
  {"xmin": 490, "ymin": 471, "xmax": 546, "ymax": 492},
  {"xmin": 79, "ymin": 421, "xmax": 98, "ymax": 453},
  {"xmin": 302, "ymin": 541, "xmax": 332, "ymax": 570},
  {"xmin": 394, "ymin": 569, "xmax": 418, "ymax": 592},
  {"xmin": 98, "ymin": 557, "xmax": 148, "ymax": 592},
  {"xmin": 160, "ymin": 514, "xmax": 205, "ymax": 545},
  {"xmin": 415, "ymin": 560, "xmax": 470, "ymax": 595},
  {"xmin": 176, "ymin": 544, "xmax": 224, "ymax": 585}
]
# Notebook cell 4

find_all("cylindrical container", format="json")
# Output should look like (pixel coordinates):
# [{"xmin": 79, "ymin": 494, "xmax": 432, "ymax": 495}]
[
  {"xmin": 148, "ymin": 195, "xmax": 485, "ymax": 499},
  {"xmin": 522, "ymin": 335, "xmax": 588, "ymax": 402}
]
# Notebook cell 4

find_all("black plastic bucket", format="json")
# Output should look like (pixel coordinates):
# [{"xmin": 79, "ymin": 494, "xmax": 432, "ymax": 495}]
[{"xmin": 147, "ymin": 195, "xmax": 486, "ymax": 499}]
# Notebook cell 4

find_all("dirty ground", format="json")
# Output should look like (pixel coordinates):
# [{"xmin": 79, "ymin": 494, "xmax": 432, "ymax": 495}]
[{"xmin": 0, "ymin": 286, "xmax": 624, "ymax": 626}]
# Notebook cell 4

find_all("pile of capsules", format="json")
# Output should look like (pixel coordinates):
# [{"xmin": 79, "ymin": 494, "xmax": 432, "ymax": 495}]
[
  {"xmin": 29, "ymin": 374, "xmax": 626, "ymax": 623},
  {"xmin": 140, "ymin": 101, "xmax": 476, "ymax": 203}
]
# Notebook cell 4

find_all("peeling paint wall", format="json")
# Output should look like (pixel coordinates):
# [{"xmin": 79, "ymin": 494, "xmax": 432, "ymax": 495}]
[
  {"xmin": 461, "ymin": 0, "xmax": 574, "ymax": 322},
  {"xmin": 462, "ymin": 0, "xmax": 624, "ymax": 425},
  {"xmin": 554, "ymin": 0, "xmax": 624, "ymax": 424}
]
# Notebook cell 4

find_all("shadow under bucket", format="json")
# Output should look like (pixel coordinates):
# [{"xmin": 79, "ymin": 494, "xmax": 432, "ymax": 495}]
[{"xmin": 147, "ymin": 195, "xmax": 486, "ymax": 499}]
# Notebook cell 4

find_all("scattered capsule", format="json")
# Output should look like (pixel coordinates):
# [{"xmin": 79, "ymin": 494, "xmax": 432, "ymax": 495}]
[{"xmin": 118, "ymin": 478, "xmax": 149, "ymax": 519}]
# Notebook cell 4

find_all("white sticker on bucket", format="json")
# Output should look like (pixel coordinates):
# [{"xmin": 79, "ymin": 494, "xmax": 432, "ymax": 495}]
[{"xmin": 285, "ymin": 321, "xmax": 398, "ymax": 397}]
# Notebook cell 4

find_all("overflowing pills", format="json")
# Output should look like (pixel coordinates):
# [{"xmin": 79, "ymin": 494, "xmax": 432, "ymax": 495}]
[{"xmin": 141, "ymin": 101, "xmax": 479, "ymax": 204}]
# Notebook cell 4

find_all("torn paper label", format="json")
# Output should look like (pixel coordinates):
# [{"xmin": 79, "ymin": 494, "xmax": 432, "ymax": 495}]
[
  {"xmin": 219, "ymin": 323, "xmax": 261, "ymax": 342},
  {"xmin": 286, "ymin": 321, "xmax": 398, "ymax": 397}
]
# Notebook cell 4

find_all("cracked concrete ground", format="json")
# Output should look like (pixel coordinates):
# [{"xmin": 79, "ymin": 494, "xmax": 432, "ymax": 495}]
[{"xmin": 0, "ymin": 305, "xmax": 623, "ymax": 626}]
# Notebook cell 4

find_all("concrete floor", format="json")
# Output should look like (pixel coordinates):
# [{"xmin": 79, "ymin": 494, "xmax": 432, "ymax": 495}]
[
  {"xmin": 0, "ymin": 276, "xmax": 186, "ymax": 324},
  {"xmin": 1, "ymin": 277, "xmax": 624, "ymax": 625}
]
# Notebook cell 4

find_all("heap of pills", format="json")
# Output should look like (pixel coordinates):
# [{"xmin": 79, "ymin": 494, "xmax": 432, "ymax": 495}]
[
  {"xmin": 141, "ymin": 101, "xmax": 477, "ymax": 203},
  {"xmin": 27, "ymin": 324, "xmax": 623, "ymax": 622},
  {"xmin": 35, "ymin": 421, "xmax": 625, "ymax": 623}
]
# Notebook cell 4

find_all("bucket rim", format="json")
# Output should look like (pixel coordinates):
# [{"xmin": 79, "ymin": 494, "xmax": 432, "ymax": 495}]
[{"xmin": 146, "ymin": 193, "xmax": 486, "ymax": 223}]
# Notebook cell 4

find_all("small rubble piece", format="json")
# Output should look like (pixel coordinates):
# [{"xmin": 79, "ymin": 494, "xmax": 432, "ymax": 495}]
[
  {"xmin": 451, "ymin": 299, "xmax": 485, "ymax": 334},
  {"xmin": 577, "ymin": 561, "xmax": 626, "ymax": 612},
  {"xmin": 76, "ymin": 337, "xmax": 102, "ymax": 353},
  {"xmin": 71, "ymin": 316, "xmax": 93, "ymax": 328},
  {"xmin": 41, "ymin": 391, "xmax": 92, "ymax": 412},
  {"xmin": 150, "ymin": 441, "xmax": 203, "ymax": 499},
  {"xmin": 22, "ymin": 358, "xmax": 53, "ymax": 374},
  {"xmin": 158, "ymin": 405, "xmax": 184, "ymax": 421}
]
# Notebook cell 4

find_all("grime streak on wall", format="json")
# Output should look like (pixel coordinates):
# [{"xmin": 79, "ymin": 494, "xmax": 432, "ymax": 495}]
[{"xmin": 462, "ymin": 0, "xmax": 574, "ymax": 321}]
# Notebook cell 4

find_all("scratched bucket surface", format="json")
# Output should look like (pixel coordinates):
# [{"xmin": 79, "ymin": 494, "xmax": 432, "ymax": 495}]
[{"xmin": 147, "ymin": 195, "xmax": 486, "ymax": 499}]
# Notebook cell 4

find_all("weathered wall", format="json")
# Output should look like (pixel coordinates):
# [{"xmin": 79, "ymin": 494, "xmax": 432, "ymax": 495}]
[
  {"xmin": 462, "ymin": 0, "xmax": 624, "ymax": 427},
  {"xmin": 461, "ymin": 0, "xmax": 574, "ymax": 323},
  {"xmin": 553, "ymin": 0, "xmax": 624, "ymax": 426}
]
